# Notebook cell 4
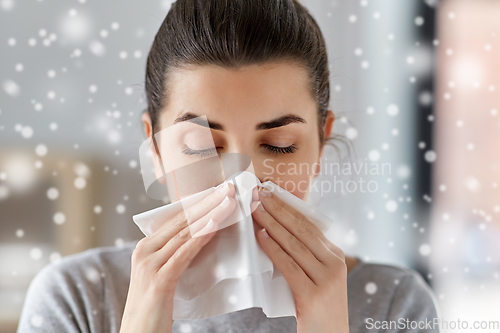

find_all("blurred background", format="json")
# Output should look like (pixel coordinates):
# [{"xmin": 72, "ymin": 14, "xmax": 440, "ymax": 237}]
[{"xmin": 1, "ymin": 0, "xmax": 499, "ymax": 332}]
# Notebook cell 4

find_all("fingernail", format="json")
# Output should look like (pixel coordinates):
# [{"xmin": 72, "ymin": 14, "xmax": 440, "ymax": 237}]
[
  {"xmin": 220, "ymin": 196, "xmax": 230, "ymax": 207},
  {"xmin": 259, "ymin": 189, "xmax": 271, "ymax": 197},
  {"xmin": 257, "ymin": 201, "xmax": 265, "ymax": 211},
  {"xmin": 252, "ymin": 187, "xmax": 259, "ymax": 201},
  {"xmin": 261, "ymin": 228, "xmax": 269, "ymax": 238},
  {"xmin": 206, "ymin": 218, "xmax": 215, "ymax": 230},
  {"xmin": 218, "ymin": 183, "xmax": 229, "ymax": 194}
]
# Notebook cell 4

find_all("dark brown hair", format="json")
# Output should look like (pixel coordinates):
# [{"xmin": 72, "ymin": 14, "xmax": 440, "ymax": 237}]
[{"xmin": 145, "ymin": 0, "xmax": 342, "ymax": 149}]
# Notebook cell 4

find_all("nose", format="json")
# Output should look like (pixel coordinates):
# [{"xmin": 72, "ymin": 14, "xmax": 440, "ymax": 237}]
[
  {"xmin": 222, "ymin": 139, "xmax": 251, "ymax": 155},
  {"xmin": 220, "ymin": 139, "xmax": 257, "ymax": 161},
  {"xmin": 219, "ymin": 141, "xmax": 258, "ymax": 177},
  {"xmin": 220, "ymin": 153, "xmax": 254, "ymax": 175}
]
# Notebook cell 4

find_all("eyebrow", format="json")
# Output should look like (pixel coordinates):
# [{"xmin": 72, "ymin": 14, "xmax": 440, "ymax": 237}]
[
  {"xmin": 255, "ymin": 114, "xmax": 306, "ymax": 130},
  {"xmin": 174, "ymin": 113, "xmax": 224, "ymax": 130},
  {"xmin": 173, "ymin": 112, "xmax": 307, "ymax": 131}
]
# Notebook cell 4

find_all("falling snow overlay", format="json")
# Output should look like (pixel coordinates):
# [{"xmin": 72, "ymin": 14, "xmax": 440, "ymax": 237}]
[{"xmin": 1, "ymin": 0, "xmax": 499, "ymax": 332}]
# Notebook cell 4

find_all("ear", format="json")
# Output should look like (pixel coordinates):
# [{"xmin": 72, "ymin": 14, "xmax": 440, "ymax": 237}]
[
  {"xmin": 323, "ymin": 110, "xmax": 335, "ymax": 140},
  {"xmin": 313, "ymin": 110, "xmax": 335, "ymax": 177},
  {"xmin": 141, "ymin": 112, "xmax": 153, "ymax": 138},
  {"xmin": 141, "ymin": 112, "xmax": 165, "ymax": 184}
]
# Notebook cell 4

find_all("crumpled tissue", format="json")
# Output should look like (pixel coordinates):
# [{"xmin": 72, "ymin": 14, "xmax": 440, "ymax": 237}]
[{"xmin": 132, "ymin": 171, "xmax": 335, "ymax": 320}]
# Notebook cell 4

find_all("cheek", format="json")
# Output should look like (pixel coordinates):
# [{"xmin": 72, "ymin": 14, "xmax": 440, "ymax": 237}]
[
  {"xmin": 253, "ymin": 150, "xmax": 318, "ymax": 200},
  {"xmin": 280, "ymin": 173, "xmax": 311, "ymax": 200}
]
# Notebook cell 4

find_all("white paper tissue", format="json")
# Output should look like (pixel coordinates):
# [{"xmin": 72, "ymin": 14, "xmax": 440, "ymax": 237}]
[{"xmin": 132, "ymin": 171, "xmax": 335, "ymax": 320}]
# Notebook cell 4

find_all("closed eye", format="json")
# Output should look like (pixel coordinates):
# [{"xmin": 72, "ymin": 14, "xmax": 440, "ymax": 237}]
[
  {"xmin": 262, "ymin": 144, "xmax": 297, "ymax": 155},
  {"xmin": 181, "ymin": 144, "xmax": 217, "ymax": 158}
]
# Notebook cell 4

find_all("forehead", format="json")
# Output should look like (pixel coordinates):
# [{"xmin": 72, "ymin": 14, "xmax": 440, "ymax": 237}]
[{"xmin": 162, "ymin": 61, "xmax": 316, "ymax": 120}]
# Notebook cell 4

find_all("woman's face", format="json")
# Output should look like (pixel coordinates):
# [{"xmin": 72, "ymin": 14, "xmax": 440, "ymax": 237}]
[{"xmin": 143, "ymin": 61, "xmax": 334, "ymax": 201}]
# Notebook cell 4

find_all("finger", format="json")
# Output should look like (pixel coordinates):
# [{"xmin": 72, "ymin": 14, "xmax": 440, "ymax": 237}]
[
  {"xmin": 252, "ymin": 201, "xmax": 325, "ymax": 284},
  {"xmin": 258, "ymin": 187, "xmax": 324, "ymax": 238},
  {"xmin": 147, "ymin": 182, "xmax": 236, "ymax": 251},
  {"xmin": 260, "ymin": 188, "xmax": 345, "ymax": 263},
  {"xmin": 256, "ymin": 188, "xmax": 341, "ymax": 264},
  {"xmin": 183, "ymin": 182, "xmax": 236, "ymax": 225},
  {"xmin": 255, "ymin": 226, "xmax": 314, "ymax": 295},
  {"xmin": 258, "ymin": 187, "xmax": 337, "ymax": 251},
  {"xmin": 252, "ymin": 186, "xmax": 259, "ymax": 202},
  {"xmin": 158, "ymin": 217, "xmax": 220, "ymax": 282},
  {"xmin": 251, "ymin": 188, "xmax": 345, "ymax": 264},
  {"xmin": 190, "ymin": 195, "xmax": 238, "ymax": 237},
  {"xmin": 151, "ymin": 195, "xmax": 237, "ymax": 268}
]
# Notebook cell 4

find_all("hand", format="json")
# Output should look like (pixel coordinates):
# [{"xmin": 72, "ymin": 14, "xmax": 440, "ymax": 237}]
[
  {"xmin": 251, "ymin": 187, "xmax": 349, "ymax": 333},
  {"xmin": 120, "ymin": 183, "xmax": 237, "ymax": 333}
]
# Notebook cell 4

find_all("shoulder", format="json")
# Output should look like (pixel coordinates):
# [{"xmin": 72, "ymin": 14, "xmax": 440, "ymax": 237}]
[
  {"xmin": 348, "ymin": 261, "xmax": 438, "ymax": 308},
  {"xmin": 17, "ymin": 241, "xmax": 137, "ymax": 332},
  {"xmin": 348, "ymin": 260, "xmax": 429, "ymax": 287},
  {"xmin": 347, "ymin": 261, "xmax": 440, "ymax": 331},
  {"xmin": 32, "ymin": 241, "xmax": 136, "ymax": 289}
]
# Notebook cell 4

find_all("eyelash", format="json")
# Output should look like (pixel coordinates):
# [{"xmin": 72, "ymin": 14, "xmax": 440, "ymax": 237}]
[
  {"xmin": 182, "ymin": 144, "xmax": 217, "ymax": 158},
  {"xmin": 262, "ymin": 144, "xmax": 298, "ymax": 155},
  {"xmin": 182, "ymin": 144, "xmax": 298, "ymax": 157}
]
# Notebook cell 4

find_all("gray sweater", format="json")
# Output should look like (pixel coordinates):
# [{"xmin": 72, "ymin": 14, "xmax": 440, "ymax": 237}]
[{"xmin": 17, "ymin": 241, "xmax": 440, "ymax": 332}]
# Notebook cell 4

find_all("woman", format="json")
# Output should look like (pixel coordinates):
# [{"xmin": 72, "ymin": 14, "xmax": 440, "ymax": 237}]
[{"xmin": 17, "ymin": 0, "xmax": 440, "ymax": 332}]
